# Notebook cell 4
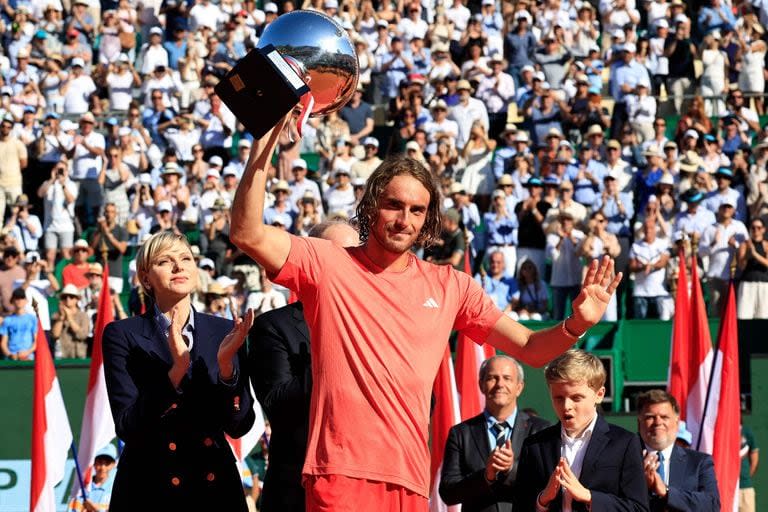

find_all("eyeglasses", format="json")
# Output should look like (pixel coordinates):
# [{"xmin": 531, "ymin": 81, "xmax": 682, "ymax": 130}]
[
  {"xmin": 655, "ymin": 122, "xmax": 666, "ymax": 127},
  {"xmin": 750, "ymin": 225, "xmax": 765, "ymax": 230},
  {"xmin": 560, "ymin": 188, "xmax": 573, "ymax": 192},
  {"xmin": 152, "ymin": 95, "xmax": 163, "ymax": 100},
  {"xmin": 74, "ymin": 248, "xmax": 89, "ymax": 252},
  {"xmin": 193, "ymin": 147, "xmax": 203, "ymax": 152}
]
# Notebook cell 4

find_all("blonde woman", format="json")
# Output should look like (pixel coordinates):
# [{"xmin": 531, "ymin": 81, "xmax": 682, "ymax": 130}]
[{"xmin": 103, "ymin": 231, "xmax": 255, "ymax": 510}]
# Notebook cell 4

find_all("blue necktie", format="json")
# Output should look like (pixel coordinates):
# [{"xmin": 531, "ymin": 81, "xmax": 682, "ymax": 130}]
[{"xmin": 656, "ymin": 451, "xmax": 665, "ymax": 482}]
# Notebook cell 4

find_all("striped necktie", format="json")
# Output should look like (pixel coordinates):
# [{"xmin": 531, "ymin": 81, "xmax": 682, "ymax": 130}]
[{"xmin": 492, "ymin": 422, "xmax": 508, "ymax": 448}]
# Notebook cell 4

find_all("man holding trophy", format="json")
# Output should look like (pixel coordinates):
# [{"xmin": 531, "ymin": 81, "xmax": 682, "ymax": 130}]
[{"xmin": 224, "ymin": 10, "xmax": 623, "ymax": 511}]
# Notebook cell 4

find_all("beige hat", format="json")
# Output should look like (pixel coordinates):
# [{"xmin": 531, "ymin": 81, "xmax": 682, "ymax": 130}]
[
  {"xmin": 79, "ymin": 112, "xmax": 96, "ymax": 124},
  {"xmin": 86, "ymin": 262, "xmax": 103, "ymax": 276},
  {"xmin": 270, "ymin": 180, "xmax": 291, "ymax": 193},
  {"xmin": 497, "ymin": 175, "xmax": 514, "ymax": 186},
  {"xmin": 607, "ymin": 139, "xmax": 621, "ymax": 150},
  {"xmin": 587, "ymin": 124, "xmax": 604, "ymax": 137},
  {"xmin": 60, "ymin": 284, "xmax": 81, "ymax": 298},
  {"xmin": 449, "ymin": 183, "xmax": 466, "ymax": 194},
  {"xmin": 405, "ymin": 140, "xmax": 421, "ymax": 152},
  {"xmin": 456, "ymin": 79, "xmax": 472, "ymax": 91},
  {"xmin": 206, "ymin": 283, "xmax": 226, "ymax": 296}
]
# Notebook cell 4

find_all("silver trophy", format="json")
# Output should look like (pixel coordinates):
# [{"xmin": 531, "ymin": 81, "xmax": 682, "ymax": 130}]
[{"xmin": 216, "ymin": 10, "xmax": 359, "ymax": 137}]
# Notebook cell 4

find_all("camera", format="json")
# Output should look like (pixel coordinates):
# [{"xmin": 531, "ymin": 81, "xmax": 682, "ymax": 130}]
[{"xmin": 57, "ymin": 168, "xmax": 64, "ymax": 177}]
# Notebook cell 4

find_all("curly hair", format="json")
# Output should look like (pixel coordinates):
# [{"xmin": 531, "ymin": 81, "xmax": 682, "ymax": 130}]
[{"xmin": 354, "ymin": 155, "xmax": 442, "ymax": 248}]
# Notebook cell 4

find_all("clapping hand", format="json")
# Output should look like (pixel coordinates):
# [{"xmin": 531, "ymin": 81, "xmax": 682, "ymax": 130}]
[
  {"xmin": 485, "ymin": 439, "xmax": 514, "ymax": 481},
  {"xmin": 167, "ymin": 306, "xmax": 191, "ymax": 388},
  {"xmin": 217, "ymin": 306, "xmax": 254, "ymax": 381},
  {"xmin": 557, "ymin": 458, "xmax": 591, "ymax": 503}
]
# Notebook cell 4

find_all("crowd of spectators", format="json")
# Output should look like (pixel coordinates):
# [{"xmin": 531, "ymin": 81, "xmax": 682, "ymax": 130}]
[{"xmin": 1, "ymin": 0, "xmax": 768, "ymax": 363}]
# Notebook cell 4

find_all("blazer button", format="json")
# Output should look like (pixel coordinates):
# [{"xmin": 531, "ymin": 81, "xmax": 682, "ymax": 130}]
[
  {"xmin": 206, "ymin": 472, "xmax": 216, "ymax": 482},
  {"xmin": 168, "ymin": 442, "xmax": 177, "ymax": 451},
  {"xmin": 171, "ymin": 476, "xmax": 181, "ymax": 486},
  {"xmin": 203, "ymin": 437, "xmax": 213, "ymax": 447}
]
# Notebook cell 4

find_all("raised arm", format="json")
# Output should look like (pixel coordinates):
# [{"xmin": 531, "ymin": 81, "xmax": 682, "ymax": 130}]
[
  {"xmin": 486, "ymin": 256, "xmax": 621, "ymax": 367},
  {"xmin": 229, "ymin": 116, "xmax": 293, "ymax": 275}
]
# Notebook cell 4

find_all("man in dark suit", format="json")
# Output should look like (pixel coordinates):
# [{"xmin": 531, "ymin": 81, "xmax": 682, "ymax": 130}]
[
  {"xmin": 439, "ymin": 355, "xmax": 551, "ymax": 511},
  {"xmin": 513, "ymin": 349, "xmax": 649, "ymax": 512},
  {"xmin": 636, "ymin": 389, "xmax": 720, "ymax": 512},
  {"xmin": 249, "ymin": 221, "xmax": 359, "ymax": 512}
]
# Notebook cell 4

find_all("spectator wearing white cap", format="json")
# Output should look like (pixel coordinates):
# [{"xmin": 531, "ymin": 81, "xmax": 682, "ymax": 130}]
[
  {"xmin": 703, "ymin": 167, "xmax": 747, "ymax": 221},
  {"xmin": 104, "ymin": 54, "xmax": 141, "ymax": 111},
  {"xmin": 67, "ymin": 112, "xmax": 105, "ymax": 226},
  {"xmin": 287, "ymin": 158, "xmax": 323, "ymax": 213},
  {"xmin": 324, "ymin": 168, "xmax": 356, "ymax": 219},
  {"xmin": 700, "ymin": 197, "xmax": 748, "ymax": 314},
  {"xmin": 608, "ymin": 41, "xmax": 650, "ymax": 137},
  {"xmin": 446, "ymin": 0, "xmax": 471, "ymax": 48},
  {"xmin": 423, "ymin": 100, "xmax": 459, "ymax": 148},
  {"xmin": 60, "ymin": 58, "xmax": 96, "ymax": 115},
  {"xmin": 221, "ymin": 139, "xmax": 252, "ymax": 181},
  {"xmin": 137, "ymin": 27, "xmax": 170, "ymax": 75},
  {"xmin": 350, "ymin": 137, "xmax": 383, "ymax": 181}
]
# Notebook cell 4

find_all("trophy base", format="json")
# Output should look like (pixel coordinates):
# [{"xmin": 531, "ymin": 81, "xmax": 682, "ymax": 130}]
[{"xmin": 215, "ymin": 44, "xmax": 311, "ymax": 139}]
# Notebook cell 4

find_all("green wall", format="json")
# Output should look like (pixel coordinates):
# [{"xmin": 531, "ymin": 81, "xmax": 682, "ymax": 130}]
[{"xmin": 1, "ymin": 350, "xmax": 764, "ymax": 509}]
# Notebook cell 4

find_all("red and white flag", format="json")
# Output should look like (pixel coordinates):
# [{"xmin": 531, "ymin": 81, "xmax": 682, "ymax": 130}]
[
  {"xmin": 429, "ymin": 345, "xmax": 462, "ymax": 512},
  {"xmin": 667, "ymin": 248, "xmax": 690, "ymax": 413},
  {"xmin": 708, "ymin": 281, "xmax": 741, "ymax": 512},
  {"xmin": 684, "ymin": 255, "xmax": 714, "ymax": 451},
  {"xmin": 31, "ymin": 318, "xmax": 73, "ymax": 512},
  {"xmin": 227, "ymin": 385, "xmax": 267, "ymax": 472},
  {"xmin": 71, "ymin": 271, "xmax": 116, "ymax": 498},
  {"xmin": 454, "ymin": 249, "xmax": 495, "ymax": 421}
]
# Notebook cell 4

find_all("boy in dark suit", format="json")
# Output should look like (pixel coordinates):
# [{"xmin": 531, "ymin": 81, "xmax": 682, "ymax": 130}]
[{"xmin": 514, "ymin": 349, "xmax": 649, "ymax": 512}]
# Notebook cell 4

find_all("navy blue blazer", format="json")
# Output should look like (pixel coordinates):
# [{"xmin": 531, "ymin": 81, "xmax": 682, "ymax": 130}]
[
  {"xmin": 513, "ymin": 415, "xmax": 649, "ymax": 512},
  {"xmin": 648, "ymin": 444, "xmax": 720, "ymax": 512},
  {"xmin": 249, "ymin": 302, "xmax": 312, "ymax": 512},
  {"xmin": 103, "ymin": 311, "xmax": 255, "ymax": 511},
  {"xmin": 439, "ymin": 410, "xmax": 551, "ymax": 512}
]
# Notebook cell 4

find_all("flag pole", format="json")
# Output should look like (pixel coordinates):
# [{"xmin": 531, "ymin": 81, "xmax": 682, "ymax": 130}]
[
  {"xmin": 69, "ymin": 441, "xmax": 88, "ymax": 502},
  {"xmin": 694, "ymin": 255, "xmax": 735, "ymax": 451},
  {"xmin": 31, "ymin": 297, "xmax": 87, "ymax": 502}
]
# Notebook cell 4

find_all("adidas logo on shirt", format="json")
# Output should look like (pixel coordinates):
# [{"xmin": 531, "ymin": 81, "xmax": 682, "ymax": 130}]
[{"xmin": 423, "ymin": 298, "xmax": 439, "ymax": 308}]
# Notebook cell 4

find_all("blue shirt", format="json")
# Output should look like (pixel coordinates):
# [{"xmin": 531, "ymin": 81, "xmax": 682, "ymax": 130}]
[
  {"xmin": 567, "ymin": 160, "xmax": 607, "ymax": 206},
  {"xmin": 475, "ymin": 274, "xmax": 516, "ymax": 310},
  {"xmin": 484, "ymin": 408, "xmax": 518, "ymax": 449},
  {"xmin": 698, "ymin": 5, "xmax": 737, "ymax": 34},
  {"xmin": 154, "ymin": 303, "xmax": 195, "ymax": 350},
  {"xmin": 635, "ymin": 167, "xmax": 664, "ymax": 212},
  {"xmin": 493, "ymin": 146, "xmax": 517, "ymax": 180},
  {"xmin": 0, "ymin": 313, "xmax": 37, "ymax": 355},
  {"xmin": 68, "ymin": 471, "xmax": 116, "ymax": 511},
  {"xmin": 593, "ymin": 193, "xmax": 634, "ymax": 237},
  {"xmin": 610, "ymin": 60, "xmax": 649, "ymax": 102},
  {"xmin": 484, "ymin": 212, "xmax": 518, "ymax": 246},
  {"xmin": 163, "ymin": 40, "xmax": 188, "ymax": 70}
]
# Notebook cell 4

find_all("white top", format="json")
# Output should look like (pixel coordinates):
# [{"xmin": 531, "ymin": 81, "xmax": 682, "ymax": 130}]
[
  {"xmin": 63, "ymin": 75, "xmax": 96, "ymax": 115},
  {"xmin": 546, "ymin": 230, "xmax": 586, "ymax": 287},
  {"xmin": 43, "ymin": 180, "xmax": 78, "ymax": 232},
  {"xmin": 106, "ymin": 71, "xmax": 135, "ymax": 111},
  {"xmin": 71, "ymin": 131, "xmax": 105, "ymax": 180},
  {"xmin": 700, "ymin": 220, "xmax": 748, "ymax": 280},
  {"xmin": 630, "ymin": 237, "xmax": 670, "ymax": 297}
]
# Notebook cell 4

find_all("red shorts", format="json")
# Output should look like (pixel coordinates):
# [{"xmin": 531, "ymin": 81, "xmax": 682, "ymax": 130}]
[{"xmin": 305, "ymin": 474, "xmax": 428, "ymax": 512}]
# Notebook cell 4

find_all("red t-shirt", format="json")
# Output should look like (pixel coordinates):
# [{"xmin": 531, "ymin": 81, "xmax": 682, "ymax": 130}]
[
  {"xmin": 272, "ymin": 236, "xmax": 503, "ymax": 497},
  {"xmin": 62, "ymin": 263, "xmax": 89, "ymax": 289}
]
